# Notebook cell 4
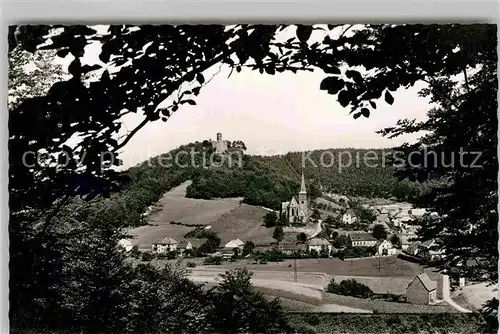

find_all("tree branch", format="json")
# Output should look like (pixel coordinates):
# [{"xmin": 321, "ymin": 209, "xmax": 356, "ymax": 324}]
[
  {"xmin": 340, "ymin": 24, "xmax": 354, "ymax": 38},
  {"xmin": 463, "ymin": 67, "xmax": 470, "ymax": 93},
  {"xmin": 114, "ymin": 50, "xmax": 233, "ymax": 152}
]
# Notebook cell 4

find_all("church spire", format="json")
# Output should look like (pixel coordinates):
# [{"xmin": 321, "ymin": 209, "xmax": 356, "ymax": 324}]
[{"xmin": 300, "ymin": 170, "xmax": 307, "ymax": 194}]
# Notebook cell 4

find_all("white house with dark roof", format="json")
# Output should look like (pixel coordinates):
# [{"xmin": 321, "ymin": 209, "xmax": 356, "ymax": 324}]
[
  {"xmin": 152, "ymin": 237, "xmax": 178, "ymax": 253},
  {"xmin": 342, "ymin": 209, "xmax": 357, "ymax": 224},
  {"xmin": 375, "ymin": 239, "xmax": 397, "ymax": 256},
  {"xmin": 306, "ymin": 238, "xmax": 332, "ymax": 253},
  {"xmin": 406, "ymin": 272, "xmax": 437, "ymax": 304},
  {"xmin": 347, "ymin": 232, "xmax": 378, "ymax": 247}
]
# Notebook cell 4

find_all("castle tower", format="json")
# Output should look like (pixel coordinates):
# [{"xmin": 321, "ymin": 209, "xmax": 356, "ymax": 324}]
[
  {"xmin": 213, "ymin": 132, "xmax": 228, "ymax": 154},
  {"xmin": 298, "ymin": 170, "xmax": 308, "ymax": 222}
]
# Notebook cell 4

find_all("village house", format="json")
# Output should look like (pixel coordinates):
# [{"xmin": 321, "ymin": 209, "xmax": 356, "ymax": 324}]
[
  {"xmin": 406, "ymin": 272, "xmax": 437, "ymax": 305},
  {"xmin": 224, "ymin": 238, "xmax": 245, "ymax": 249},
  {"xmin": 342, "ymin": 209, "xmax": 357, "ymax": 225},
  {"xmin": 419, "ymin": 239, "xmax": 446, "ymax": 261},
  {"xmin": 379, "ymin": 207, "xmax": 389, "ymax": 215},
  {"xmin": 375, "ymin": 239, "xmax": 397, "ymax": 256},
  {"xmin": 406, "ymin": 241, "xmax": 423, "ymax": 256},
  {"xmin": 375, "ymin": 213, "xmax": 390, "ymax": 225},
  {"xmin": 306, "ymin": 238, "xmax": 332, "ymax": 253},
  {"xmin": 221, "ymin": 239, "xmax": 245, "ymax": 258},
  {"xmin": 347, "ymin": 232, "xmax": 378, "ymax": 247},
  {"xmin": 118, "ymin": 239, "xmax": 133, "ymax": 252},
  {"xmin": 281, "ymin": 171, "xmax": 309, "ymax": 223},
  {"xmin": 281, "ymin": 242, "xmax": 307, "ymax": 255},
  {"xmin": 406, "ymin": 238, "xmax": 445, "ymax": 261},
  {"xmin": 401, "ymin": 233, "xmax": 417, "ymax": 251},
  {"xmin": 409, "ymin": 208, "xmax": 427, "ymax": 218},
  {"xmin": 151, "ymin": 237, "xmax": 178, "ymax": 253},
  {"xmin": 178, "ymin": 238, "xmax": 205, "ymax": 255}
]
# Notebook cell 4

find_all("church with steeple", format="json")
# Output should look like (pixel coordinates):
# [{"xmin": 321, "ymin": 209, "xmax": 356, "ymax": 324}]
[{"xmin": 280, "ymin": 171, "xmax": 309, "ymax": 224}]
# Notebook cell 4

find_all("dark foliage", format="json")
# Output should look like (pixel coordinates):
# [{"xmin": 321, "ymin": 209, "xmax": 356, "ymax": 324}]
[{"xmin": 326, "ymin": 278, "xmax": 374, "ymax": 298}]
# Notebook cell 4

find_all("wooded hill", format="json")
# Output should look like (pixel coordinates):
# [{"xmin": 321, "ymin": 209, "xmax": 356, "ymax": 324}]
[{"xmin": 107, "ymin": 141, "xmax": 428, "ymax": 228}]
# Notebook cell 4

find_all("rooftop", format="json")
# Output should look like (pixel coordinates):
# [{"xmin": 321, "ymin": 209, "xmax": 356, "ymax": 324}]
[
  {"xmin": 307, "ymin": 238, "xmax": 331, "ymax": 246},
  {"xmin": 178, "ymin": 238, "xmax": 205, "ymax": 248},
  {"xmin": 153, "ymin": 237, "xmax": 178, "ymax": 245},
  {"xmin": 348, "ymin": 232, "xmax": 377, "ymax": 242},
  {"xmin": 410, "ymin": 272, "xmax": 437, "ymax": 291}
]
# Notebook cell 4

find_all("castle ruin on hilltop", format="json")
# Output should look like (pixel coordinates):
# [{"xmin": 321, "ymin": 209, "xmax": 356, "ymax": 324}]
[{"xmin": 210, "ymin": 132, "xmax": 229, "ymax": 154}]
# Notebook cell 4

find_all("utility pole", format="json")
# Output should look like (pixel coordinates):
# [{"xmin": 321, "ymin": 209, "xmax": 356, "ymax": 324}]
[{"xmin": 294, "ymin": 243, "xmax": 298, "ymax": 282}]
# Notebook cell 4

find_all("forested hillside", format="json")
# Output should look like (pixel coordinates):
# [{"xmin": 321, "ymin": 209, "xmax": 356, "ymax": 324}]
[
  {"xmin": 258, "ymin": 149, "xmax": 429, "ymax": 200},
  {"xmin": 94, "ymin": 142, "xmax": 428, "ymax": 230}
]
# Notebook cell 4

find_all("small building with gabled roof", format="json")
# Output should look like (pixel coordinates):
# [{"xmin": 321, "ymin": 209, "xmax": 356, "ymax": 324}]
[
  {"xmin": 152, "ymin": 237, "xmax": 178, "ymax": 253},
  {"xmin": 306, "ymin": 238, "xmax": 332, "ymax": 253},
  {"xmin": 347, "ymin": 232, "xmax": 378, "ymax": 247},
  {"xmin": 375, "ymin": 239, "xmax": 397, "ymax": 256},
  {"xmin": 406, "ymin": 272, "xmax": 437, "ymax": 305}
]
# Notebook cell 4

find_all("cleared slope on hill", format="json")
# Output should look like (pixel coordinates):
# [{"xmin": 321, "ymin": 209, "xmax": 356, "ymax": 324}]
[
  {"xmin": 128, "ymin": 181, "xmax": 243, "ymax": 248},
  {"xmin": 209, "ymin": 203, "xmax": 274, "ymax": 245}
]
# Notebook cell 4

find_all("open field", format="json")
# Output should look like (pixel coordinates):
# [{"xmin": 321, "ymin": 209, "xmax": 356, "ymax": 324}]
[
  {"xmin": 204, "ymin": 256, "xmax": 423, "ymax": 278},
  {"xmin": 459, "ymin": 282, "xmax": 498, "ymax": 310},
  {"xmin": 191, "ymin": 267, "xmax": 413, "ymax": 295},
  {"xmin": 126, "ymin": 181, "xmax": 272, "ymax": 248},
  {"xmin": 149, "ymin": 181, "xmax": 243, "ymax": 225},
  {"xmin": 209, "ymin": 203, "xmax": 274, "ymax": 245},
  {"xmin": 140, "ymin": 259, "xmax": 464, "ymax": 314}
]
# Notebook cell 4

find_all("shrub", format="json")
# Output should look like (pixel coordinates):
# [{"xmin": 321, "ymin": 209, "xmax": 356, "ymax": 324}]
[
  {"xmin": 141, "ymin": 252, "xmax": 154, "ymax": 261},
  {"xmin": 294, "ymin": 324, "xmax": 317, "ymax": 334},
  {"xmin": 130, "ymin": 245, "xmax": 141, "ymax": 259},
  {"xmin": 319, "ymin": 246, "xmax": 330, "ymax": 258},
  {"xmin": 156, "ymin": 252, "xmax": 167, "ymax": 260},
  {"xmin": 304, "ymin": 314, "xmax": 321, "ymax": 326},
  {"xmin": 186, "ymin": 262, "xmax": 196, "ymax": 268},
  {"xmin": 326, "ymin": 278, "xmax": 373, "ymax": 299},
  {"xmin": 258, "ymin": 251, "xmax": 285, "ymax": 263}
]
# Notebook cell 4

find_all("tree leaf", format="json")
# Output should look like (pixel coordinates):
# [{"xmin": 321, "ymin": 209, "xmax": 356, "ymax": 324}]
[
  {"xmin": 337, "ymin": 90, "xmax": 351, "ymax": 107},
  {"xmin": 196, "ymin": 73, "xmax": 205, "ymax": 84},
  {"xmin": 57, "ymin": 49, "xmax": 70, "ymax": 58},
  {"xmin": 385, "ymin": 91, "xmax": 394, "ymax": 105},
  {"xmin": 324, "ymin": 66, "xmax": 341, "ymax": 75},
  {"xmin": 296, "ymin": 25, "xmax": 313, "ymax": 44},
  {"xmin": 369, "ymin": 101, "xmax": 377, "ymax": 109},
  {"xmin": 265, "ymin": 67, "xmax": 275, "ymax": 75},
  {"xmin": 346, "ymin": 70, "xmax": 363, "ymax": 84},
  {"xmin": 361, "ymin": 108, "xmax": 370, "ymax": 118},
  {"xmin": 319, "ymin": 76, "xmax": 345, "ymax": 95},
  {"xmin": 184, "ymin": 99, "xmax": 196, "ymax": 105},
  {"xmin": 353, "ymin": 112, "xmax": 361, "ymax": 119}
]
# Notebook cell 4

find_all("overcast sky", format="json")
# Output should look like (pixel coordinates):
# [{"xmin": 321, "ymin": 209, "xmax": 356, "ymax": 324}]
[
  {"xmin": 50, "ymin": 25, "xmax": 431, "ymax": 169},
  {"xmin": 118, "ymin": 69, "xmax": 430, "ymax": 168}
]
